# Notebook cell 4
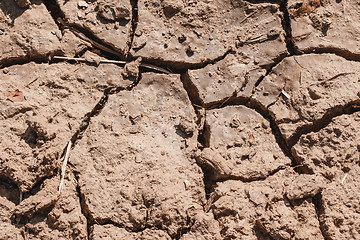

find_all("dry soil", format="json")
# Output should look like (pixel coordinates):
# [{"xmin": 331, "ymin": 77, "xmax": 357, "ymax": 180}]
[{"xmin": 0, "ymin": 0, "xmax": 359, "ymax": 239}]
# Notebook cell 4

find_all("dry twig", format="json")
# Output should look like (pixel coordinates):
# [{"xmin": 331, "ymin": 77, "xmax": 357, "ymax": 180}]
[
  {"xmin": 341, "ymin": 172, "xmax": 348, "ymax": 184},
  {"xmin": 58, "ymin": 141, "xmax": 72, "ymax": 193},
  {"xmin": 53, "ymin": 56, "xmax": 171, "ymax": 74}
]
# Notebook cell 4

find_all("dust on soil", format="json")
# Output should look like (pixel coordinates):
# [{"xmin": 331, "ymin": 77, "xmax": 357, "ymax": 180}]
[{"xmin": 0, "ymin": 0, "xmax": 359, "ymax": 239}]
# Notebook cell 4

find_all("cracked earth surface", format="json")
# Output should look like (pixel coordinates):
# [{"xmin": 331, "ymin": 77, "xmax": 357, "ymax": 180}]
[{"xmin": 0, "ymin": 0, "xmax": 359, "ymax": 239}]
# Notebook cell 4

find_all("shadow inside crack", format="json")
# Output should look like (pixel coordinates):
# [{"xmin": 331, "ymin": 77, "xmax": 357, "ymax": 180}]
[
  {"xmin": 0, "ymin": 177, "xmax": 20, "ymax": 205},
  {"xmin": 21, "ymin": 126, "xmax": 39, "ymax": 148}
]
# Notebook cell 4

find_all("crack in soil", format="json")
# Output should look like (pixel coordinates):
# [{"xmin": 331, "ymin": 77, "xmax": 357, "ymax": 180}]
[
  {"xmin": 0, "ymin": 54, "xmax": 54, "ymax": 70},
  {"xmin": 57, "ymin": 75, "xmax": 142, "ymax": 238},
  {"xmin": 126, "ymin": 0, "xmax": 139, "ymax": 57},
  {"xmin": 43, "ymin": 0, "xmax": 215, "ymax": 73},
  {"xmin": 181, "ymin": 71, "xmax": 298, "ymax": 198},
  {"xmin": 279, "ymin": 0, "xmax": 299, "ymax": 55},
  {"xmin": 135, "ymin": 47, "xmax": 234, "ymax": 74},
  {"xmin": 254, "ymin": 47, "xmax": 360, "ymax": 89},
  {"xmin": 181, "ymin": 67, "xmax": 300, "ymax": 198},
  {"xmin": 69, "ymin": 78, "xmax": 139, "ymax": 147},
  {"xmin": 0, "ymin": 177, "xmax": 20, "ymax": 205},
  {"xmin": 254, "ymin": 221, "xmax": 276, "ymax": 240},
  {"xmin": 73, "ymin": 171, "xmax": 91, "ymax": 240},
  {"xmin": 1, "ymin": 67, "xmax": 140, "ymax": 239},
  {"xmin": 180, "ymin": 72, "xmax": 213, "ymax": 198},
  {"xmin": 179, "ymin": 48, "xmax": 234, "ymax": 73},
  {"xmin": 183, "ymin": 69, "xmax": 302, "ymax": 169},
  {"xmin": 173, "ymin": 59, "xmax": 359, "ymax": 232},
  {"xmin": 43, "ymin": 0, "xmax": 127, "ymax": 59},
  {"xmin": 18, "ymin": 174, "xmax": 58, "ymax": 203},
  {"xmin": 42, "ymin": 0, "xmax": 65, "ymax": 30},
  {"xmin": 58, "ymin": 20, "xmax": 127, "ymax": 60},
  {"xmin": 175, "ymin": 214, "xmax": 195, "ymax": 240},
  {"xmin": 247, "ymin": 98, "xmax": 304, "ymax": 172},
  {"xmin": 287, "ymin": 101, "xmax": 360, "ymax": 148},
  {"xmin": 313, "ymin": 193, "xmax": 331, "ymax": 240},
  {"xmin": 299, "ymin": 46, "xmax": 360, "ymax": 62}
]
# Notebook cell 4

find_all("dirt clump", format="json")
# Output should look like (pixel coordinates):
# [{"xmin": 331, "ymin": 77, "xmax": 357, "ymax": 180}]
[
  {"xmin": 253, "ymin": 54, "xmax": 360, "ymax": 144},
  {"xmin": 0, "ymin": 61, "xmax": 131, "ymax": 192},
  {"xmin": 209, "ymin": 168, "xmax": 325, "ymax": 239},
  {"xmin": 292, "ymin": 112, "xmax": 360, "ymax": 179},
  {"xmin": 24, "ymin": 172, "xmax": 87, "ymax": 239},
  {"xmin": 319, "ymin": 165, "xmax": 360, "ymax": 240},
  {"xmin": 184, "ymin": 53, "xmax": 267, "ymax": 106},
  {"xmin": 0, "ymin": 0, "xmax": 61, "ymax": 64},
  {"xmin": 131, "ymin": 1, "xmax": 287, "ymax": 68},
  {"xmin": 69, "ymin": 73, "xmax": 210, "ymax": 237},
  {"xmin": 196, "ymin": 105, "xmax": 291, "ymax": 181},
  {"xmin": 288, "ymin": 0, "xmax": 360, "ymax": 55},
  {"xmin": 57, "ymin": 0, "xmax": 132, "ymax": 55}
]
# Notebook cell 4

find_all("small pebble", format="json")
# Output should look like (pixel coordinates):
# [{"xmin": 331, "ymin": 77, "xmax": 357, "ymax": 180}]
[
  {"xmin": 135, "ymin": 155, "xmax": 142, "ymax": 163},
  {"xmin": 184, "ymin": 179, "xmax": 190, "ymax": 190},
  {"xmin": 78, "ymin": 1, "xmax": 88, "ymax": 9}
]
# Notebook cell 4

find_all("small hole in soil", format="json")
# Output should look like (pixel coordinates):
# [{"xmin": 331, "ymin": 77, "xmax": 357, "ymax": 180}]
[
  {"xmin": 22, "ymin": 126, "xmax": 38, "ymax": 146},
  {"xmin": 178, "ymin": 35, "xmax": 186, "ymax": 43},
  {"xmin": 186, "ymin": 48, "xmax": 194, "ymax": 57}
]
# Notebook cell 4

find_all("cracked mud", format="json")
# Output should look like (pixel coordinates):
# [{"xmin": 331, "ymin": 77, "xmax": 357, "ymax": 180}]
[{"xmin": 0, "ymin": 0, "xmax": 359, "ymax": 239}]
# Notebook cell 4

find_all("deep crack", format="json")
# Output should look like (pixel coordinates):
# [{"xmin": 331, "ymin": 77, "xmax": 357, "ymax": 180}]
[
  {"xmin": 313, "ymin": 193, "xmax": 331, "ymax": 240},
  {"xmin": 246, "ymin": 98, "xmax": 305, "ymax": 173},
  {"xmin": 175, "ymin": 214, "xmax": 195, "ymax": 240},
  {"xmin": 0, "ymin": 55, "xmax": 53, "ymax": 70},
  {"xmin": 127, "ymin": 0, "xmax": 139, "ymax": 56},
  {"xmin": 279, "ymin": 0, "xmax": 299, "ymax": 55},
  {"xmin": 42, "ymin": 0, "xmax": 65, "ymax": 30},
  {"xmin": 300, "ymin": 47, "xmax": 360, "ymax": 62},
  {"xmin": 0, "ymin": 177, "xmax": 20, "ymax": 205},
  {"xmin": 73, "ymin": 171, "xmax": 91, "ymax": 240},
  {"xmin": 287, "ymin": 101, "xmax": 360, "ymax": 147},
  {"xmin": 181, "ymin": 70, "xmax": 296, "ymax": 199},
  {"xmin": 254, "ymin": 221, "xmax": 276, "ymax": 240},
  {"xmin": 68, "ymin": 80, "xmax": 135, "ymax": 147}
]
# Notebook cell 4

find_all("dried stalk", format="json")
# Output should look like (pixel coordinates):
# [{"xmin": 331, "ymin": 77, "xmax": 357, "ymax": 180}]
[
  {"xmin": 58, "ymin": 141, "xmax": 72, "ymax": 193},
  {"xmin": 53, "ymin": 56, "xmax": 171, "ymax": 74}
]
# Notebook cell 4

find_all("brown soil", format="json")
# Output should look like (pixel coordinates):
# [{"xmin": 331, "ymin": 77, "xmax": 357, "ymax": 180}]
[{"xmin": 0, "ymin": 0, "xmax": 359, "ymax": 239}]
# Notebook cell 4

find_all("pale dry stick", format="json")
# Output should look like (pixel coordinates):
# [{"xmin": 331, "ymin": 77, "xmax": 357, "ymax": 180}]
[
  {"xmin": 58, "ymin": 141, "xmax": 72, "ymax": 193},
  {"xmin": 340, "ymin": 172, "xmax": 348, "ymax": 184},
  {"xmin": 53, "ymin": 56, "xmax": 126, "ymax": 64},
  {"xmin": 192, "ymin": 103, "xmax": 203, "ymax": 109},
  {"xmin": 53, "ymin": 56, "xmax": 171, "ymax": 74},
  {"xmin": 281, "ymin": 89, "xmax": 291, "ymax": 100}
]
